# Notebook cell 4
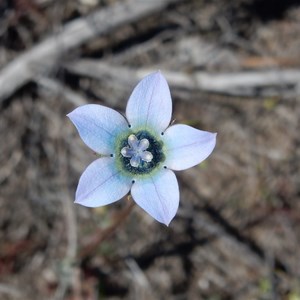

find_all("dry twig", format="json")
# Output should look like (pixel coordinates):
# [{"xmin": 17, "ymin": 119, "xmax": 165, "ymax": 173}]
[
  {"xmin": 37, "ymin": 76, "xmax": 86, "ymax": 106},
  {"xmin": 64, "ymin": 59, "xmax": 300, "ymax": 98},
  {"xmin": 0, "ymin": 0, "xmax": 182, "ymax": 102},
  {"xmin": 0, "ymin": 283, "xmax": 22, "ymax": 298}
]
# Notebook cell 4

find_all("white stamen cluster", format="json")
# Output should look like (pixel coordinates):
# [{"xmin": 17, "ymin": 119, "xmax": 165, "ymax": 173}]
[{"xmin": 121, "ymin": 134, "xmax": 153, "ymax": 167}]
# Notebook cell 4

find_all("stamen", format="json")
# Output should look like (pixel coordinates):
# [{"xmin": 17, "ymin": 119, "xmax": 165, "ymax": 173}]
[
  {"xmin": 128, "ymin": 134, "xmax": 138, "ymax": 148},
  {"xmin": 130, "ymin": 156, "xmax": 140, "ymax": 168},
  {"xmin": 138, "ymin": 139, "xmax": 149, "ymax": 151},
  {"xmin": 121, "ymin": 147, "xmax": 135, "ymax": 157},
  {"xmin": 121, "ymin": 134, "xmax": 153, "ymax": 167},
  {"xmin": 140, "ymin": 151, "xmax": 153, "ymax": 162}
]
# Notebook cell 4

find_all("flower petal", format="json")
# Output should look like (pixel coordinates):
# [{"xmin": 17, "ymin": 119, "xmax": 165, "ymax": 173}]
[
  {"xmin": 67, "ymin": 104, "xmax": 128, "ymax": 154},
  {"xmin": 126, "ymin": 71, "xmax": 172, "ymax": 133},
  {"xmin": 75, "ymin": 157, "xmax": 132, "ymax": 207},
  {"xmin": 163, "ymin": 124, "xmax": 217, "ymax": 171},
  {"xmin": 131, "ymin": 169, "xmax": 179, "ymax": 226}
]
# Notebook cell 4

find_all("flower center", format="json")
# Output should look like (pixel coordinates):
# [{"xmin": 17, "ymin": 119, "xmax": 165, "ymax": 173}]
[
  {"xmin": 121, "ymin": 134, "xmax": 153, "ymax": 168},
  {"xmin": 115, "ymin": 130, "xmax": 165, "ymax": 176}
]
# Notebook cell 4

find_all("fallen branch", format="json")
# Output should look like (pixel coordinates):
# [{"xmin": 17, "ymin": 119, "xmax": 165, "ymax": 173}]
[
  {"xmin": 0, "ymin": 283, "xmax": 22, "ymax": 299},
  {"xmin": 65, "ymin": 59, "xmax": 300, "ymax": 98},
  {"xmin": 37, "ymin": 76, "xmax": 86, "ymax": 106},
  {"xmin": 0, "ymin": 0, "xmax": 182, "ymax": 102}
]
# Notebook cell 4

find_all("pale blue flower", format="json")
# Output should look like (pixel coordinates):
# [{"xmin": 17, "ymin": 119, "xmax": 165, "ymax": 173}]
[{"xmin": 67, "ymin": 71, "xmax": 216, "ymax": 226}]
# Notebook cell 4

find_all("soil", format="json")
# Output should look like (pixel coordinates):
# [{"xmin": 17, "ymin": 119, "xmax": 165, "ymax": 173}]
[{"xmin": 0, "ymin": 0, "xmax": 300, "ymax": 299}]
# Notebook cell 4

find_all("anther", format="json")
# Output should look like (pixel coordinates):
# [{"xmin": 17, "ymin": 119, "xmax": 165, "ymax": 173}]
[{"xmin": 121, "ymin": 134, "xmax": 153, "ymax": 168}]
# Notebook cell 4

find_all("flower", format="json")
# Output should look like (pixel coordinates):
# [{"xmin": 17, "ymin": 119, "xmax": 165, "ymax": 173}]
[{"xmin": 67, "ymin": 71, "xmax": 216, "ymax": 226}]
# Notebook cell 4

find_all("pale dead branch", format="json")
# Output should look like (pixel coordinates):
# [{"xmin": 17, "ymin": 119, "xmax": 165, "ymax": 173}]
[
  {"xmin": 37, "ymin": 76, "xmax": 86, "ymax": 106},
  {"xmin": 0, "ymin": 283, "xmax": 22, "ymax": 299},
  {"xmin": 64, "ymin": 59, "xmax": 300, "ymax": 97},
  {"xmin": 0, "ymin": 0, "xmax": 182, "ymax": 102}
]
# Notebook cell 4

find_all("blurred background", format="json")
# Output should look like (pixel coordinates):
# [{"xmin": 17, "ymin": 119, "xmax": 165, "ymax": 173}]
[{"xmin": 0, "ymin": 0, "xmax": 300, "ymax": 299}]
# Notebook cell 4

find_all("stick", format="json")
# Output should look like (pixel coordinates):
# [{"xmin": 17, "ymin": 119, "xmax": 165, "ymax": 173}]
[
  {"xmin": 0, "ymin": 0, "xmax": 182, "ymax": 102},
  {"xmin": 65, "ymin": 59, "xmax": 300, "ymax": 97},
  {"xmin": 37, "ymin": 76, "xmax": 86, "ymax": 106}
]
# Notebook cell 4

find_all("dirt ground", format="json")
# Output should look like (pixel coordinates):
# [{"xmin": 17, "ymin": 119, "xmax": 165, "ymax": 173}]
[{"xmin": 0, "ymin": 0, "xmax": 300, "ymax": 299}]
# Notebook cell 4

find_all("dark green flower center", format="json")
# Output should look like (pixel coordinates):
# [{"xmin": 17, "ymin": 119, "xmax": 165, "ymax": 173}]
[{"xmin": 116, "ymin": 130, "xmax": 165, "ymax": 175}]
